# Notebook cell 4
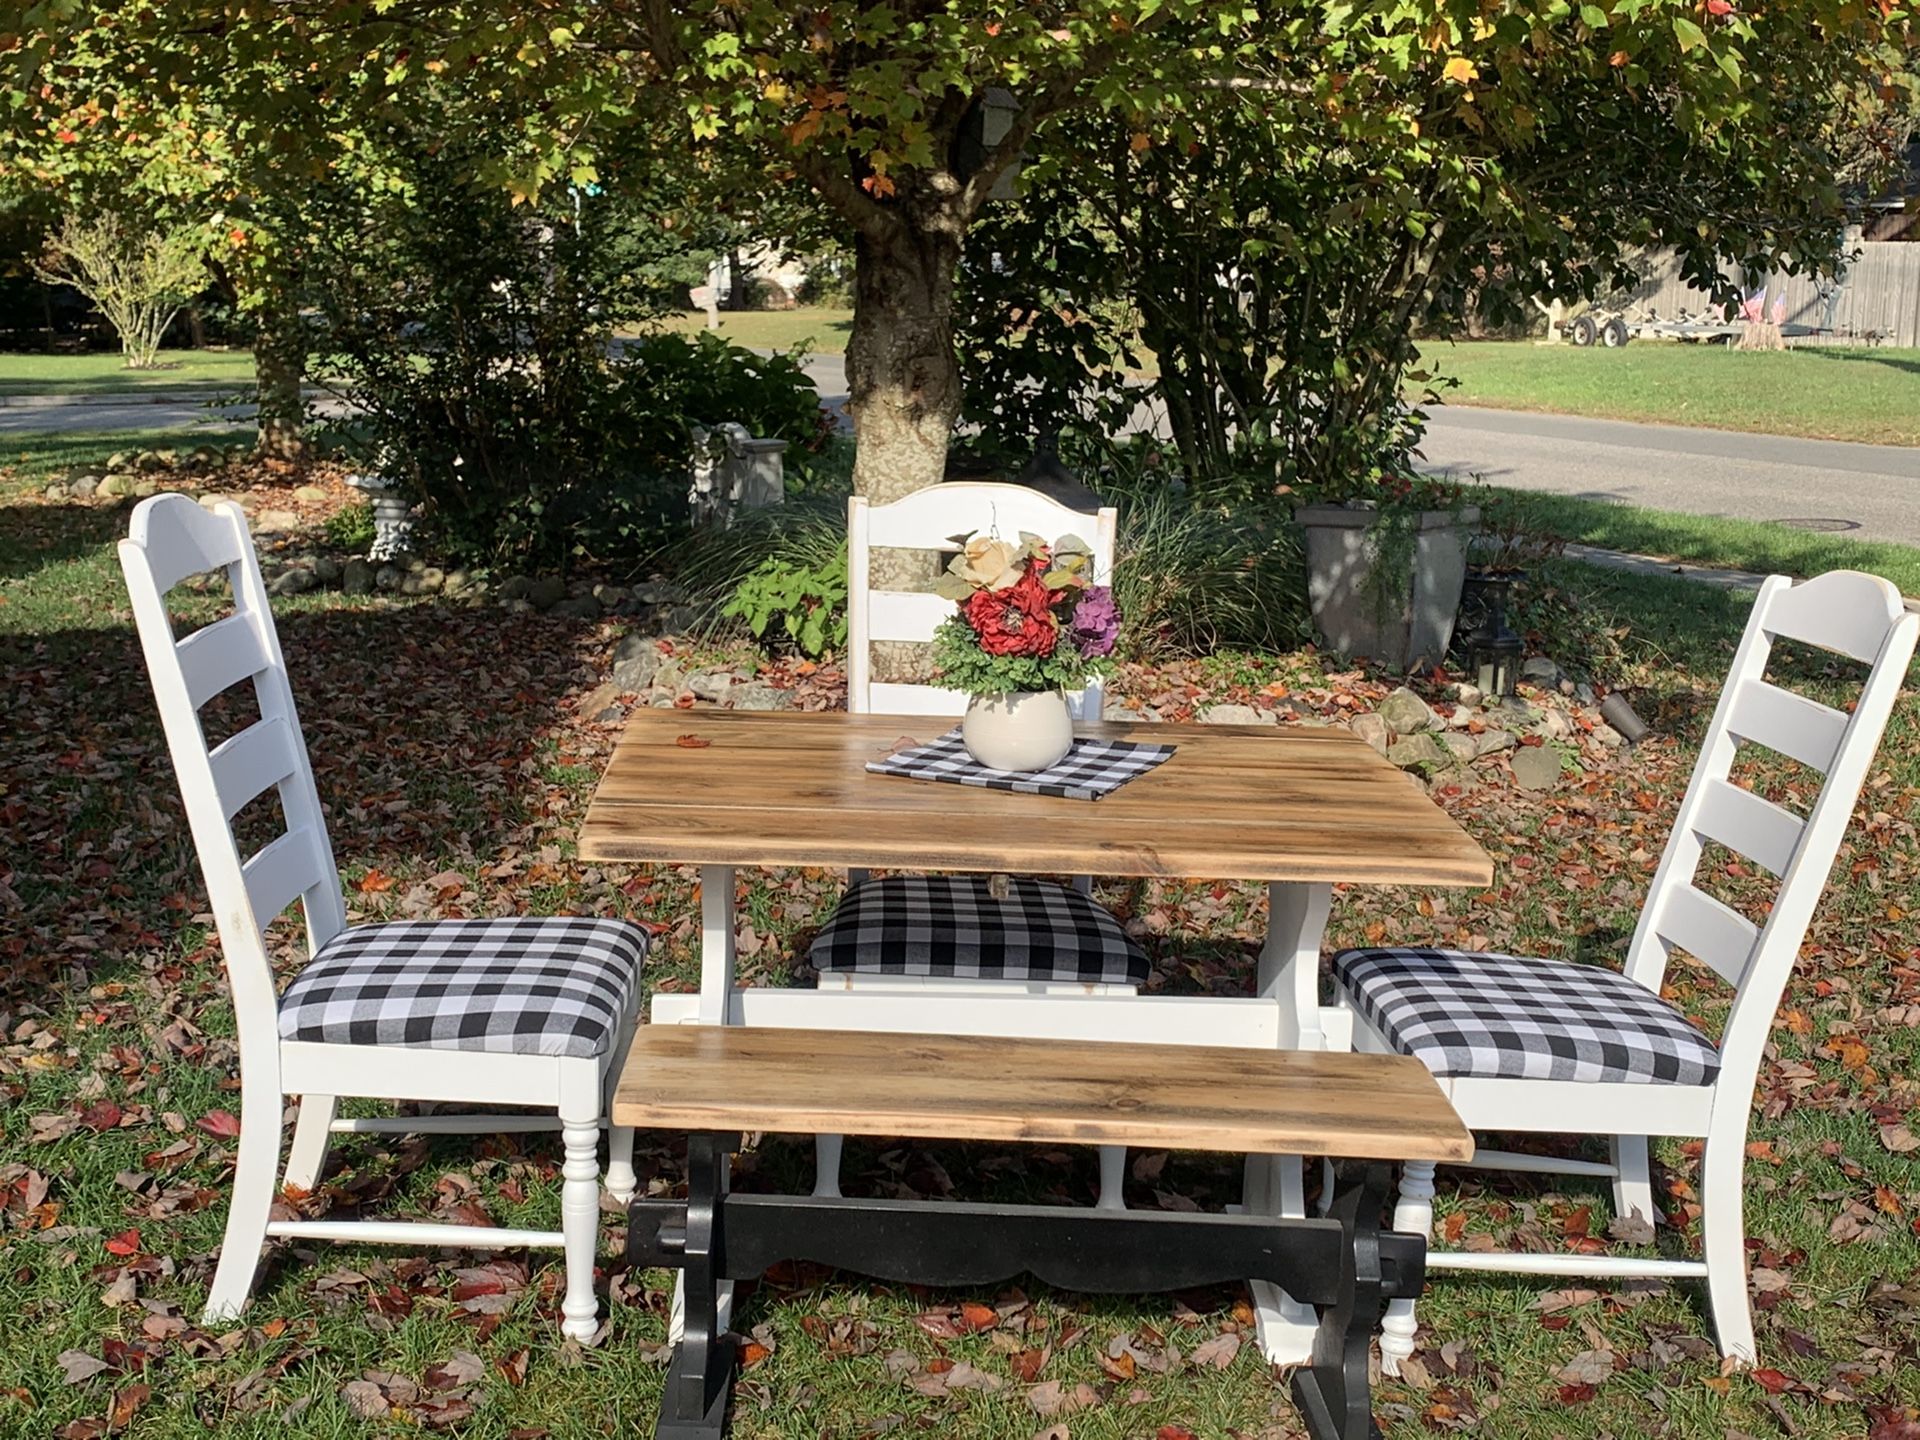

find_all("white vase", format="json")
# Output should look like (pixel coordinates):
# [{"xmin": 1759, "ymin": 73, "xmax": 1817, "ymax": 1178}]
[{"xmin": 961, "ymin": 690, "xmax": 1075, "ymax": 772}]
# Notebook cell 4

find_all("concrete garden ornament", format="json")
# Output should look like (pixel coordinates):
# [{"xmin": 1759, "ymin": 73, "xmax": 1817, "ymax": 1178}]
[{"xmin": 929, "ymin": 529, "xmax": 1120, "ymax": 771}]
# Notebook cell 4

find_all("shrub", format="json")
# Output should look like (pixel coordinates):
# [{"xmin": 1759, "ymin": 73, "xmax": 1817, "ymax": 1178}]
[
  {"xmin": 721, "ymin": 551, "xmax": 848, "ymax": 657},
  {"xmin": 616, "ymin": 331, "xmax": 833, "ymax": 481},
  {"xmin": 33, "ymin": 212, "xmax": 206, "ymax": 370},
  {"xmin": 323, "ymin": 501, "xmax": 375, "ymax": 552},
  {"xmin": 1112, "ymin": 491, "xmax": 1309, "ymax": 657},
  {"xmin": 661, "ymin": 495, "xmax": 848, "ymax": 622}
]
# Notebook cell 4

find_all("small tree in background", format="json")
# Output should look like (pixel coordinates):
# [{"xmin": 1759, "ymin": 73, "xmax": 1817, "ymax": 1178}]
[{"xmin": 33, "ymin": 212, "xmax": 205, "ymax": 369}]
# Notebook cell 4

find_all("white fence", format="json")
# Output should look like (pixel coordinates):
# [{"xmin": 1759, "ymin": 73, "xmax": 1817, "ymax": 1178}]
[{"xmin": 1612, "ymin": 244, "xmax": 1920, "ymax": 348}]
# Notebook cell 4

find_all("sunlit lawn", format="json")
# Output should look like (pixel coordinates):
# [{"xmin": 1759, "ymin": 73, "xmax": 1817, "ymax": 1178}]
[{"xmin": 0, "ymin": 349, "xmax": 257, "ymax": 396}]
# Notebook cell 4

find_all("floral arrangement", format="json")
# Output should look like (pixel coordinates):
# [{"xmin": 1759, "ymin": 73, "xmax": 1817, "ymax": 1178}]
[{"xmin": 928, "ymin": 530, "xmax": 1121, "ymax": 696}]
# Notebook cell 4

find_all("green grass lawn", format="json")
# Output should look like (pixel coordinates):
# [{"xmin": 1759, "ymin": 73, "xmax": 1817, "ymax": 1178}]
[
  {"xmin": 3, "ymin": 429, "xmax": 1919, "ymax": 1438},
  {"xmin": 653, "ymin": 307, "xmax": 853, "ymax": 354},
  {"xmin": 1422, "ymin": 340, "xmax": 1920, "ymax": 446},
  {"xmin": 0, "ymin": 349, "xmax": 258, "ymax": 396}
]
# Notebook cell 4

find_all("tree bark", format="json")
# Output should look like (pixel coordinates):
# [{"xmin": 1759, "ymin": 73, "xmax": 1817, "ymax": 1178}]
[
  {"xmin": 845, "ymin": 217, "xmax": 964, "ymax": 505},
  {"xmin": 252, "ymin": 296, "xmax": 307, "ymax": 461}
]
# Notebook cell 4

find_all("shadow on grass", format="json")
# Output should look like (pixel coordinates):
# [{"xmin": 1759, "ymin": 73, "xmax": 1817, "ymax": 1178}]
[{"xmin": 1795, "ymin": 345, "xmax": 1920, "ymax": 380}]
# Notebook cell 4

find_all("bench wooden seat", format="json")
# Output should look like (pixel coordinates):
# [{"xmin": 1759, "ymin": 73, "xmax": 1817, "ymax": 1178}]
[
  {"xmin": 616, "ymin": 1026, "xmax": 1470, "ymax": 1440},
  {"xmin": 612, "ymin": 1025, "xmax": 1472, "ymax": 1160}
]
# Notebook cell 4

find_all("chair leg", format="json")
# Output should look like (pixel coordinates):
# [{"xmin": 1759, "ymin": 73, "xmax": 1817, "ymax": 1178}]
[
  {"xmin": 812, "ymin": 1134, "xmax": 844, "ymax": 1199},
  {"xmin": 1700, "ymin": 1131, "xmax": 1756, "ymax": 1366},
  {"xmin": 1095, "ymin": 1145, "xmax": 1127, "ymax": 1211},
  {"xmin": 1378, "ymin": 1161, "xmax": 1437, "ymax": 1378},
  {"xmin": 203, "ymin": 1090, "xmax": 283, "ymax": 1324},
  {"xmin": 606, "ymin": 1124, "xmax": 639, "ymax": 1207},
  {"xmin": 1610, "ymin": 1133, "xmax": 1657, "ymax": 1225},
  {"xmin": 560, "ymin": 1113, "xmax": 604, "ymax": 1341},
  {"xmin": 282, "ymin": 1094, "xmax": 337, "ymax": 1194}
]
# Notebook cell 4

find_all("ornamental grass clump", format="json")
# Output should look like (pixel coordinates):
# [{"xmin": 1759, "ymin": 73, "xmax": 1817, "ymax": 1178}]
[{"xmin": 928, "ymin": 531, "xmax": 1120, "ymax": 695}]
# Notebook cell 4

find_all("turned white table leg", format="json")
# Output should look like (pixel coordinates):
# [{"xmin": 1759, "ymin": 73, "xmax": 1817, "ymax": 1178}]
[
  {"xmin": 1379, "ymin": 1160, "xmax": 1436, "ymax": 1376},
  {"xmin": 1246, "ymin": 879, "xmax": 1334, "ymax": 1366}
]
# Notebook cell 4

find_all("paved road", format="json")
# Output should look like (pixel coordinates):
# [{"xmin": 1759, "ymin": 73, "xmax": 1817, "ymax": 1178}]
[
  {"xmin": 12, "ymin": 360, "xmax": 1920, "ymax": 549},
  {"xmin": 1417, "ymin": 405, "xmax": 1920, "ymax": 548}
]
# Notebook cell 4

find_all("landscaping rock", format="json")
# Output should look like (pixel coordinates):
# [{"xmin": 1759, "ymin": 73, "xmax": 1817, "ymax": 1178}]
[
  {"xmin": 1575, "ymin": 682, "xmax": 1596, "ymax": 706},
  {"xmin": 441, "ymin": 569, "xmax": 473, "ymax": 597},
  {"xmin": 1104, "ymin": 700, "xmax": 1164, "ymax": 722},
  {"xmin": 253, "ymin": 508, "xmax": 299, "ymax": 535},
  {"xmin": 293, "ymin": 484, "xmax": 329, "ymax": 503},
  {"xmin": 312, "ymin": 555, "xmax": 343, "ymax": 585},
  {"xmin": 1446, "ymin": 706, "xmax": 1474, "ymax": 729},
  {"xmin": 1538, "ymin": 708, "xmax": 1574, "ymax": 742},
  {"xmin": 130, "ymin": 479, "xmax": 160, "ymax": 499},
  {"xmin": 1199, "ymin": 703, "xmax": 1278, "ymax": 726},
  {"xmin": 1377, "ymin": 686, "xmax": 1436, "ymax": 735},
  {"xmin": 1474, "ymin": 728, "xmax": 1517, "ymax": 758},
  {"xmin": 550, "ymin": 595, "xmax": 602, "ymax": 620},
  {"xmin": 1520, "ymin": 656, "xmax": 1561, "ymax": 688},
  {"xmin": 526, "ymin": 576, "xmax": 567, "ymax": 610},
  {"xmin": 1486, "ymin": 697, "xmax": 1540, "ymax": 730},
  {"xmin": 374, "ymin": 564, "xmax": 404, "ymax": 591},
  {"xmin": 269, "ymin": 566, "xmax": 315, "ymax": 596},
  {"xmin": 96, "ymin": 475, "xmax": 132, "ymax": 499},
  {"xmin": 1449, "ymin": 682, "xmax": 1484, "ymax": 708},
  {"xmin": 1440, "ymin": 732, "xmax": 1479, "ymax": 764},
  {"xmin": 1429, "ymin": 765, "xmax": 1477, "ymax": 793},
  {"xmin": 689, "ymin": 670, "xmax": 737, "ymax": 703},
  {"xmin": 651, "ymin": 658, "xmax": 686, "ymax": 698},
  {"xmin": 593, "ymin": 583, "xmax": 631, "ymax": 612},
  {"xmin": 1591, "ymin": 722, "xmax": 1626, "ymax": 749},
  {"xmin": 189, "ymin": 446, "xmax": 221, "ymax": 467},
  {"xmin": 579, "ymin": 681, "xmax": 624, "ymax": 721},
  {"xmin": 613, "ymin": 650, "xmax": 664, "ymax": 694},
  {"xmin": 68, "ymin": 476, "xmax": 98, "ymax": 499},
  {"xmin": 400, "ymin": 566, "xmax": 445, "ymax": 596},
  {"xmin": 1349, "ymin": 712, "xmax": 1391, "ymax": 756},
  {"xmin": 105, "ymin": 451, "xmax": 134, "ymax": 471},
  {"xmin": 500, "ymin": 597, "xmax": 535, "ymax": 615},
  {"xmin": 665, "ymin": 604, "xmax": 705, "ymax": 634},
  {"xmin": 1510, "ymin": 744, "xmax": 1566, "ymax": 791},
  {"xmin": 342, "ymin": 558, "xmax": 375, "ymax": 595},
  {"xmin": 633, "ymin": 580, "xmax": 685, "ymax": 606},
  {"xmin": 1387, "ymin": 733, "xmax": 1450, "ymax": 770},
  {"xmin": 44, "ymin": 482, "xmax": 69, "ymax": 501},
  {"xmin": 498, "ymin": 575, "xmax": 534, "ymax": 603},
  {"xmin": 731, "ymin": 682, "xmax": 793, "ymax": 712},
  {"xmin": 199, "ymin": 491, "xmax": 252, "ymax": 511}
]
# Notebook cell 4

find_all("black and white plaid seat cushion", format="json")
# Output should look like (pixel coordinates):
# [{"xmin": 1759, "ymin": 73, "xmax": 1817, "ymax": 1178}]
[
  {"xmin": 278, "ymin": 917, "xmax": 648, "ymax": 1059},
  {"xmin": 810, "ymin": 876, "xmax": 1149, "ymax": 986},
  {"xmin": 1332, "ymin": 947, "xmax": 1720, "ymax": 1086}
]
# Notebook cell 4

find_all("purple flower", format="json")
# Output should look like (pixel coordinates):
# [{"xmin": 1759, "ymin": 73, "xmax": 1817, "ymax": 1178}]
[{"xmin": 1068, "ymin": 585, "xmax": 1119, "ymax": 658}]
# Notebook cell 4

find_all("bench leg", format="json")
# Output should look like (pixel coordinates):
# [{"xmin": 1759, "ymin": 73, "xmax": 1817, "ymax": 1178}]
[
  {"xmin": 1291, "ymin": 1162, "xmax": 1391, "ymax": 1440},
  {"xmin": 657, "ymin": 1134, "xmax": 736, "ymax": 1440}
]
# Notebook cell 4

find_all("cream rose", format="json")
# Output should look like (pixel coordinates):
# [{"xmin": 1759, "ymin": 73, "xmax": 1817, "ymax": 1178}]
[{"xmin": 955, "ymin": 535, "xmax": 1022, "ymax": 591}]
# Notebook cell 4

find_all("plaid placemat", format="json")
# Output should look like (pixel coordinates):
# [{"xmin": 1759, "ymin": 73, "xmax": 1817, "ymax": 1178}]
[{"xmin": 866, "ymin": 728, "xmax": 1176, "ymax": 801}]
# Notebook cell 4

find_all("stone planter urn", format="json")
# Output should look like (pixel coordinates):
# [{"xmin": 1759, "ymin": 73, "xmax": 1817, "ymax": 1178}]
[
  {"xmin": 1295, "ymin": 503, "xmax": 1480, "ymax": 671},
  {"xmin": 961, "ymin": 689, "xmax": 1075, "ymax": 772},
  {"xmin": 346, "ymin": 471, "xmax": 416, "ymax": 561}
]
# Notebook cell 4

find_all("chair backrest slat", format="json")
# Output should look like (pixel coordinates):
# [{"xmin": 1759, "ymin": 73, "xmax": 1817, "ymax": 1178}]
[
  {"xmin": 847, "ymin": 482, "xmax": 1119, "ymax": 719},
  {"xmin": 1726, "ymin": 679, "xmax": 1848, "ymax": 773},
  {"xmin": 119, "ymin": 497, "xmax": 348, "ymax": 1071},
  {"xmin": 177, "ymin": 612, "xmax": 273, "ymax": 709},
  {"xmin": 208, "ymin": 715, "xmax": 304, "ymax": 821},
  {"xmin": 1690, "ymin": 776, "xmax": 1806, "ymax": 878},
  {"xmin": 1624, "ymin": 570, "xmax": 1918, "ymax": 1106}
]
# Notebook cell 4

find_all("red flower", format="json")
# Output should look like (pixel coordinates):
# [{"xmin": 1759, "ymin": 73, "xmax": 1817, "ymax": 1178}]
[{"xmin": 964, "ymin": 568, "xmax": 1058, "ymax": 657}]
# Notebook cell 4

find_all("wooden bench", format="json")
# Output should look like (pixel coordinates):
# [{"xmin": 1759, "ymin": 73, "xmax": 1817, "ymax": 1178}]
[{"xmin": 614, "ymin": 1028, "xmax": 1472, "ymax": 1440}]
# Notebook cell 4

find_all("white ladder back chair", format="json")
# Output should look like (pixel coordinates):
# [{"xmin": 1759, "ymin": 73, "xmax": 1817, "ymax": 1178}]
[
  {"xmin": 846, "ymin": 481, "xmax": 1119, "ymax": 719},
  {"xmin": 120, "ymin": 496, "xmax": 647, "ymax": 1339},
  {"xmin": 1332, "ymin": 570, "xmax": 1917, "ymax": 1371}
]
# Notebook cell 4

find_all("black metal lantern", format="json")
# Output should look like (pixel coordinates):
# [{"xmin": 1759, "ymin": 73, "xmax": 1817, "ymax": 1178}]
[{"xmin": 1457, "ymin": 567, "xmax": 1525, "ymax": 697}]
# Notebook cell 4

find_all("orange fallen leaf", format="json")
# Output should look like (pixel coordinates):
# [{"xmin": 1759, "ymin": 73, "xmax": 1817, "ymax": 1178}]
[{"xmin": 674, "ymin": 734, "xmax": 712, "ymax": 749}]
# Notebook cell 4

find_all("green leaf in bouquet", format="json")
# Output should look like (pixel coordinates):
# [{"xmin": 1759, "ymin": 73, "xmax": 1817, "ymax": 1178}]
[{"xmin": 931, "ymin": 573, "xmax": 977, "ymax": 602}]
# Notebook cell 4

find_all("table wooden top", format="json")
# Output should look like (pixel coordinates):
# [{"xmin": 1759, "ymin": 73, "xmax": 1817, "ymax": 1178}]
[
  {"xmin": 579, "ymin": 709, "xmax": 1491, "ymax": 886},
  {"xmin": 612, "ymin": 1025, "xmax": 1473, "ymax": 1162}
]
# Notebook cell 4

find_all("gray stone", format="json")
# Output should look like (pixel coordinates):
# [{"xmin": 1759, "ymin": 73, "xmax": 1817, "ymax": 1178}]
[
  {"xmin": 254, "ymin": 508, "xmax": 299, "ymax": 535},
  {"xmin": 104, "ymin": 451, "xmax": 134, "ymax": 471},
  {"xmin": 441, "ymin": 569, "xmax": 473, "ymax": 596},
  {"xmin": 731, "ymin": 682, "xmax": 793, "ymax": 712},
  {"xmin": 1440, "ymin": 732, "xmax": 1479, "ymax": 764},
  {"xmin": 1449, "ymin": 682, "xmax": 1484, "ymax": 708},
  {"xmin": 1387, "ymin": 733, "xmax": 1450, "ymax": 771},
  {"xmin": 1446, "ymin": 706, "xmax": 1474, "ymax": 729},
  {"xmin": 1429, "ymin": 766, "xmax": 1477, "ymax": 793},
  {"xmin": 500, "ymin": 597, "xmax": 536, "ymax": 615},
  {"xmin": 312, "ymin": 555, "xmax": 343, "ymax": 585},
  {"xmin": 1510, "ymin": 744, "xmax": 1568, "ymax": 791},
  {"xmin": 1103, "ymin": 701, "xmax": 1164, "ymax": 723},
  {"xmin": 129, "ymin": 479, "xmax": 160, "ymax": 499},
  {"xmin": 1575, "ymin": 682, "xmax": 1596, "ymax": 706},
  {"xmin": 96, "ymin": 475, "xmax": 132, "ymax": 499},
  {"xmin": 1520, "ymin": 656, "xmax": 1561, "ymax": 688},
  {"xmin": 689, "ymin": 670, "xmax": 737, "ymax": 702},
  {"xmin": 550, "ymin": 595, "xmax": 603, "ymax": 620},
  {"xmin": 664, "ymin": 605, "xmax": 705, "ymax": 634},
  {"xmin": 1349, "ymin": 713, "xmax": 1391, "ymax": 756},
  {"xmin": 633, "ymin": 580, "xmax": 686, "ymax": 606},
  {"xmin": 188, "ymin": 446, "xmax": 221, "ymax": 467},
  {"xmin": 405, "ymin": 555, "xmax": 427, "ymax": 573},
  {"xmin": 43, "ymin": 482, "xmax": 69, "ymax": 500},
  {"xmin": 400, "ymin": 566, "xmax": 445, "ymax": 596},
  {"xmin": 293, "ymin": 484, "xmax": 328, "ymax": 503},
  {"xmin": 1591, "ymin": 722, "xmax": 1626, "ymax": 749},
  {"xmin": 68, "ymin": 475, "xmax": 98, "ymax": 499},
  {"xmin": 374, "ymin": 564, "xmax": 404, "ymax": 591},
  {"xmin": 1199, "ymin": 703, "xmax": 1279, "ymax": 726},
  {"xmin": 1538, "ymin": 708, "xmax": 1574, "ymax": 742},
  {"xmin": 1474, "ymin": 728, "xmax": 1517, "ymax": 757},
  {"xmin": 592, "ymin": 583, "xmax": 631, "ymax": 612},
  {"xmin": 199, "ymin": 491, "xmax": 252, "ymax": 511},
  {"xmin": 613, "ymin": 655, "xmax": 663, "ymax": 694},
  {"xmin": 269, "ymin": 566, "xmax": 315, "ymax": 596},
  {"xmin": 1487, "ymin": 698, "xmax": 1540, "ymax": 730},
  {"xmin": 498, "ymin": 575, "xmax": 533, "ymax": 602},
  {"xmin": 527, "ymin": 576, "xmax": 567, "ymax": 610},
  {"xmin": 342, "ymin": 558, "xmax": 375, "ymax": 595},
  {"xmin": 1377, "ymin": 686, "xmax": 1436, "ymax": 736},
  {"xmin": 651, "ymin": 659, "xmax": 686, "ymax": 697}
]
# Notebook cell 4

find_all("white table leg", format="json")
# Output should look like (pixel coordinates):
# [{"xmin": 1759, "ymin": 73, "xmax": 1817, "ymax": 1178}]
[
  {"xmin": 1246, "ymin": 879, "xmax": 1333, "ymax": 1365},
  {"xmin": 671, "ymin": 865, "xmax": 740, "ymax": 1342}
]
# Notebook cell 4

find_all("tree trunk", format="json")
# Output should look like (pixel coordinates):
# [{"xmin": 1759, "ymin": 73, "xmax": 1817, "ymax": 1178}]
[
  {"xmin": 253, "ymin": 298, "xmax": 307, "ymax": 461},
  {"xmin": 845, "ymin": 222, "xmax": 964, "ymax": 504}
]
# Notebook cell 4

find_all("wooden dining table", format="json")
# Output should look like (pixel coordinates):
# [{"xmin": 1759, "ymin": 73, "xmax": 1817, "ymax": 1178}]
[{"xmin": 580, "ymin": 706, "xmax": 1492, "ymax": 1363}]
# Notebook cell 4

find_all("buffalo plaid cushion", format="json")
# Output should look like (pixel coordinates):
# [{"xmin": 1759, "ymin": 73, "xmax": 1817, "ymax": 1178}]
[
  {"xmin": 811, "ymin": 875, "xmax": 1149, "ymax": 985},
  {"xmin": 867, "ymin": 730, "xmax": 1175, "ymax": 801},
  {"xmin": 1332, "ymin": 947, "xmax": 1720, "ymax": 1086},
  {"xmin": 278, "ymin": 917, "xmax": 649, "ymax": 1059}
]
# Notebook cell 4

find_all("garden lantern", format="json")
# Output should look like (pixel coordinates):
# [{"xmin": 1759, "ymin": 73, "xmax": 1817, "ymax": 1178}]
[{"xmin": 1458, "ymin": 568, "xmax": 1524, "ymax": 698}]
